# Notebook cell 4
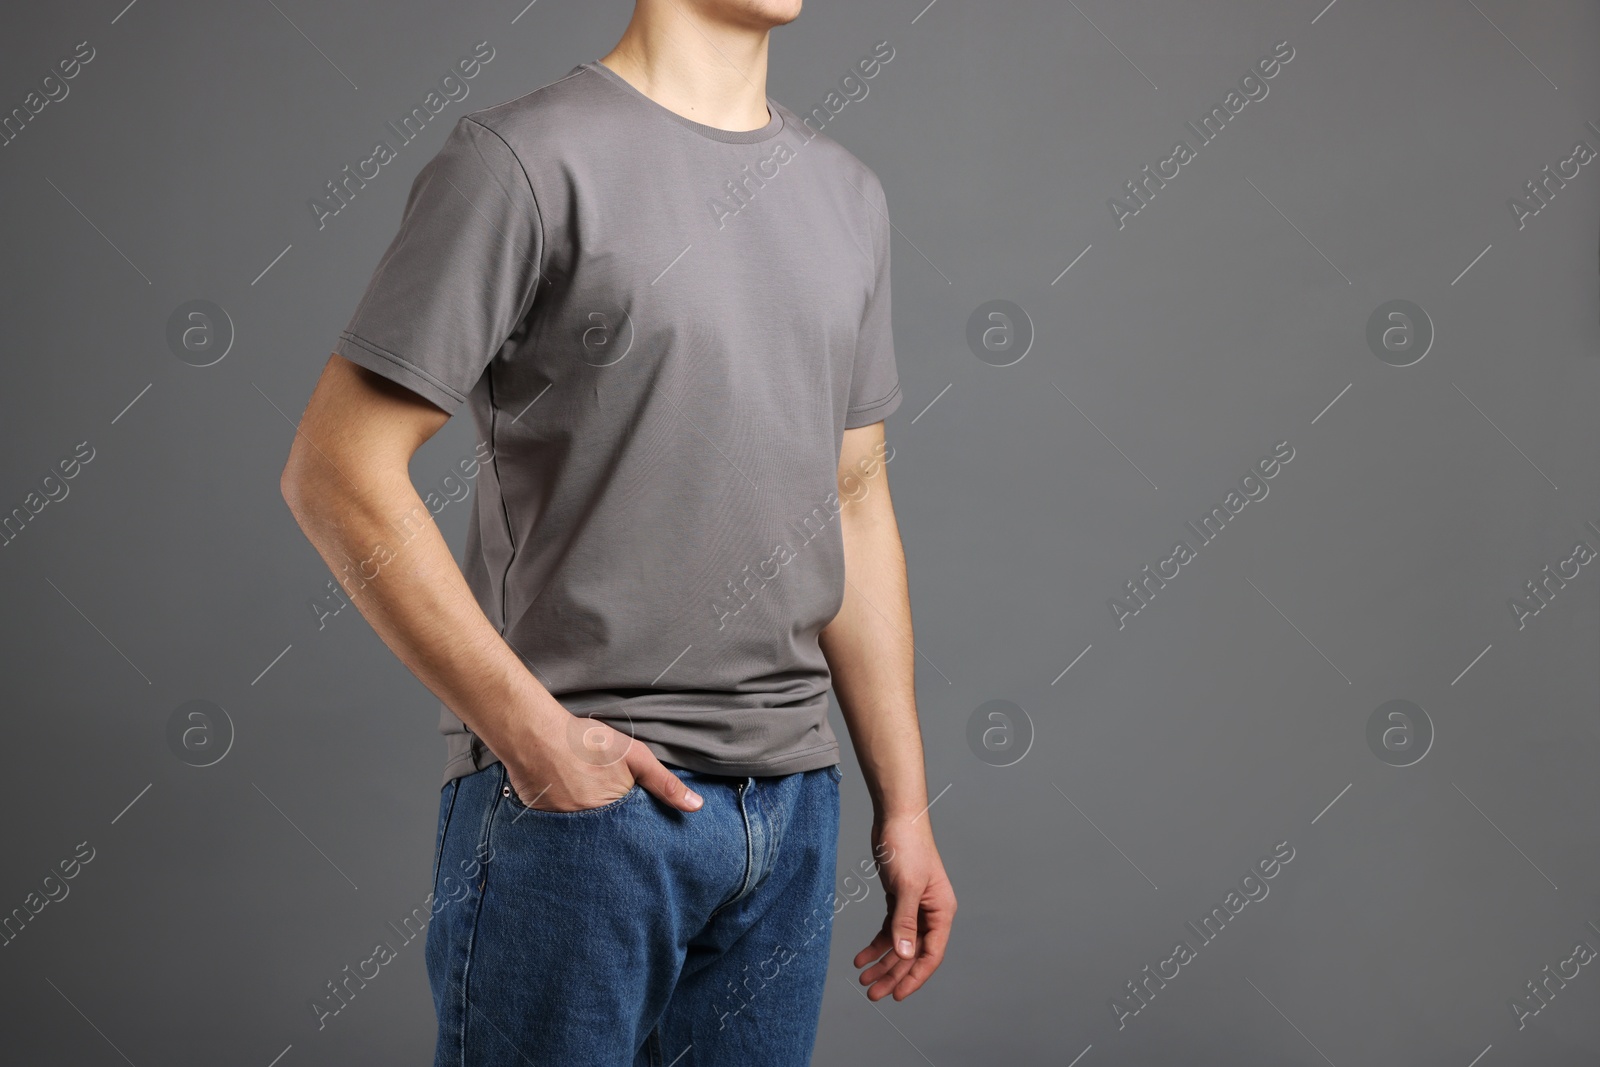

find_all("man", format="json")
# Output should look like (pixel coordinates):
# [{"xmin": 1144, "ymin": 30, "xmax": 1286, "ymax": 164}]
[{"xmin": 280, "ymin": 0, "xmax": 954, "ymax": 1062}]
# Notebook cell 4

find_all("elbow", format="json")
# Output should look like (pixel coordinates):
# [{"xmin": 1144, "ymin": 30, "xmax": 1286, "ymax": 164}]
[
  {"xmin": 279, "ymin": 466, "xmax": 309, "ymax": 526},
  {"xmin": 279, "ymin": 468, "xmax": 302, "ymax": 516},
  {"xmin": 279, "ymin": 445, "xmax": 321, "ymax": 520},
  {"xmin": 278, "ymin": 456, "xmax": 297, "ymax": 505},
  {"xmin": 279, "ymin": 424, "xmax": 341, "ymax": 516}
]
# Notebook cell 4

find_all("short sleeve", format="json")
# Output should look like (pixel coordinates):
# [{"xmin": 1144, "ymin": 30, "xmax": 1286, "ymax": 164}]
[
  {"xmin": 333, "ymin": 117, "xmax": 542, "ymax": 415},
  {"xmin": 844, "ymin": 175, "xmax": 902, "ymax": 428}
]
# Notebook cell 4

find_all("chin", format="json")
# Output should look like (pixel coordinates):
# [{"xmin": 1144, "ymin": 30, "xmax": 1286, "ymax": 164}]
[{"xmin": 702, "ymin": 0, "xmax": 803, "ymax": 30}]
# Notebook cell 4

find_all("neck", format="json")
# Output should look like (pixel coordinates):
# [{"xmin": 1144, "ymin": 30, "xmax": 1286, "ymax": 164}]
[{"xmin": 599, "ymin": 2, "xmax": 773, "ymax": 131}]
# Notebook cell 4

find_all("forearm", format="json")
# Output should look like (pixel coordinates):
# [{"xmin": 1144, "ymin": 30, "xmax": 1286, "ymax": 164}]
[
  {"xmin": 820, "ymin": 478, "xmax": 928, "ymax": 823},
  {"xmin": 282, "ymin": 458, "xmax": 569, "ymax": 764}
]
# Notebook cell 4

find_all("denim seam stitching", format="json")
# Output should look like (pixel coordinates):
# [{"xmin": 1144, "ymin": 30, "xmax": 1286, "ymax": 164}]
[
  {"xmin": 503, "ymin": 782, "xmax": 644, "ymax": 819},
  {"xmin": 453, "ymin": 766, "xmax": 507, "ymax": 1065},
  {"xmin": 709, "ymin": 783, "xmax": 757, "ymax": 920},
  {"xmin": 431, "ymin": 780, "xmax": 461, "ymax": 901},
  {"xmin": 765, "ymin": 797, "xmax": 784, "ymax": 881}
]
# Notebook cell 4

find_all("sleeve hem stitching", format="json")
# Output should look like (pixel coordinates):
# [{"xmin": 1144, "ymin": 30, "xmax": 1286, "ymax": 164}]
[
  {"xmin": 338, "ymin": 331, "xmax": 468, "ymax": 405},
  {"xmin": 846, "ymin": 380, "xmax": 901, "ymax": 416}
]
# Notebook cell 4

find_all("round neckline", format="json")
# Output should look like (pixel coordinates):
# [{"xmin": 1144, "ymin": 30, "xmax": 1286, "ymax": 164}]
[{"xmin": 582, "ymin": 60, "xmax": 785, "ymax": 144}]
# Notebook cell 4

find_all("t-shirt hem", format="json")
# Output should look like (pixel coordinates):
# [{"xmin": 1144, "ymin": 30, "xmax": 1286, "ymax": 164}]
[
  {"xmin": 638, "ymin": 738, "xmax": 841, "ymax": 778},
  {"xmin": 439, "ymin": 735, "xmax": 841, "ymax": 785},
  {"xmin": 844, "ymin": 380, "xmax": 902, "ymax": 428},
  {"xmin": 334, "ymin": 332, "xmax": 467, "ymax": 416}
]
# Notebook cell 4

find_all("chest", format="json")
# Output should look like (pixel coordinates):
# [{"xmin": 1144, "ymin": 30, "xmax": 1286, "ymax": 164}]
[{"xmin": 531, "ymin": 143, "xmax": 876, "ymax": 359}]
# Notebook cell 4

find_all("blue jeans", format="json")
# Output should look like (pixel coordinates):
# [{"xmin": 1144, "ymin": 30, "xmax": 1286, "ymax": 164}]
[{"xmin": 426, "ymin": 760, "xmax": 842, "ymax": 1066}]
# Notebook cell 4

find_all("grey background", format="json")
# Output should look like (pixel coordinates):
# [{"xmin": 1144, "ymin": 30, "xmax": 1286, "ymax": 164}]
[{"xmin": 1, "ymin": 1, "xmax": 1596, "ymax": 1064}]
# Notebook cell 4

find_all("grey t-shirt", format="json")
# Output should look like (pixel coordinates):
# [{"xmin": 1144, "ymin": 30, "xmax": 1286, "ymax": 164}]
[{"xmin": 332, "ymin": 62, "xmax": 902, "ymax": 784}]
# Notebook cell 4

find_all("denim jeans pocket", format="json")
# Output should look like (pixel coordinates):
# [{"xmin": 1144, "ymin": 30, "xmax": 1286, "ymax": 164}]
[
  {"xmin": 432, "ymin": 778, "xmax": 460, "ymax": 897},
  {"xmin": 497, "ymin": 763, "xmax": 643, "ymax": 817}
]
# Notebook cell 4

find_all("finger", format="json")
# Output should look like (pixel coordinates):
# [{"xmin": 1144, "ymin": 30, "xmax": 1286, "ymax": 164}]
[
  {"xmin": 857, "ymin": 946, "xmax": 902, "ymax": 985},
  {"xmin": 853, "ymin": 929, "xmax": 893, "ymax": 970},
  {"xmin": 627, "ymin": 745, "xmax": 703, "ymax": 811},
  {"xmin": 887, "ymin": 884, "xmax": 922, "ymax": 961},
  {"xmin": 857, "ymin": 906, "xmax": 916, "ymax": 992},
  {"xmin": 864, "ymin": 955, "xmax": 914, "ymax": 1000},
  {"xmin": 891, "ymin": 917, "xmax": 951, "ymax": 999}
]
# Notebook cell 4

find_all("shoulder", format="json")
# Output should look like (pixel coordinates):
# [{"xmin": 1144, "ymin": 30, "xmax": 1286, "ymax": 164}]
[
  {"xmin": 772, "ymin": 103, "xmax": 887, "ymax": 206},
  {"xmin": 462, "ymin": 64, "xmax": 626, "ymax": 157}
]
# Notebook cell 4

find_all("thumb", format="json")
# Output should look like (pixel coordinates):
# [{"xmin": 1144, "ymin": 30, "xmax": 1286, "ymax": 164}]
[
  {"xmin": 626, "ymin": 746, "xmax": 703, "ymax": 813},
  {"xmin": 888, "ymin": 883, "xmax": 920, "ymax": 960}
]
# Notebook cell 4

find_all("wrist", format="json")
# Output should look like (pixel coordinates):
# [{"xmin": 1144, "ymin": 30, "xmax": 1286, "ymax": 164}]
[
  {"xmin": 482, "ymin": 697, "xmax": 574, "ymax": 771},
  {"xmin": 868, "ymin": 783, "xmax": 931, "ymax": 827},
  {"xmin": 873, "ymin": 806, "xmax": 934, "ymax": 835}
]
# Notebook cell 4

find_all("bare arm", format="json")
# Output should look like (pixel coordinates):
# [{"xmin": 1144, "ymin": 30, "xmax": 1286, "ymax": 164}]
[
  {"xmin": 820, "ymin": 421, "xmax": 956, "ymax": 1001},
  {"xmin": 279, "ymin": 354, "xmax": 701, "ymax": 814}
]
